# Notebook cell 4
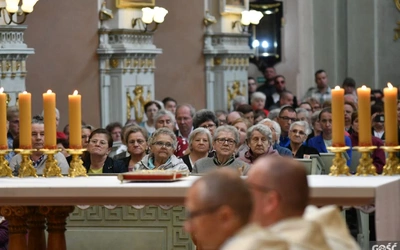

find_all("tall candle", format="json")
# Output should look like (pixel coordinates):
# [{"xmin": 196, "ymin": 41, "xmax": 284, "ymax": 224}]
[
  {"xmin": 0, "ymin": 88, "xmax": 7, "ymax": 149},
  {"xmin": 68, "ymin": 90, "xmax": 82, "ymax": 149},
  {"xmin": 19, "ymin": 91, "xmax": 32, "ymax": 149},
  {"xmin": 331, "ymin": 86, "xmax": 345, "ymax": 146},
  {"xmin": 383, "ymin": 83, "xmax": 398, "ymax": 146},
  {"xmin": 357, "ymin": 85, "xmax": 372, "ymax": 146},
  {"xmin": 43, "ymin": 90, "xmax": 57, "ymax": 149}
]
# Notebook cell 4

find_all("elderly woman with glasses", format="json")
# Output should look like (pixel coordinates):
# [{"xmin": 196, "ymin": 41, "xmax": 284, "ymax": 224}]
[
  {"xmin": 180, "ymin": 128, "xmax": 212, "ymax": 172},
  {"xmin": 287, "ymin": 121, "xmax": 319, "ymax": 158},
  {"xmin": 82, "ymin": 128, "xmax": 126, "ymax": 173},
  {"xmin": 238, "ymin": 124, "xmax": 279, "ymax": 164},
  {"xmin": 192, "ymin": 126, "xmax": 249, "ymax": 175},
  {"xmin": 134, "ymin": 128, "xmax": 188, "ymax": 171},
  {"xmin": 120, "ymin": 125, "xmax": 149, "ymax": 171}
]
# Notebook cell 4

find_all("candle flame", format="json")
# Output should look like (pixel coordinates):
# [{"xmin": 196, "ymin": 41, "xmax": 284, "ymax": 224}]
[
  {"xmin": 0, "ymin": 87, "xmax": 3, "ymax": 93},
  {"xmin": 334, "ymin": 86, "xmax": 341, "ymax": 90},
  {"xmin": 361, "ymin": 85, "xmax": 367, "ymax": 89},
  {"xmin": 73, "ymin": 90, "xmax": 78, "ymax": 95},
  {"xmin": 47, "ymin": 89, "xmax": 53, "ymax": 94},
  {"xmin": 23, "ymin": 91, "xmax": 27, "ymax": 94},
  {"xmin": 388, "ymin": 82, "xmax": 393, "ymax": 89}
]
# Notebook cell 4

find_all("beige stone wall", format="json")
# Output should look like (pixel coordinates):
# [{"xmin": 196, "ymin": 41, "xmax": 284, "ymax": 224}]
[
  {"xmin": 153, "ymin": 0, "xmax": 205, "ymax": 110},
  {"xmin": 23, "ymin": 0, "xmax": 205, "ymax": 129},
  {"xmin": 24, "ymin": 0, "xmax": 100, "ymax": 128}
]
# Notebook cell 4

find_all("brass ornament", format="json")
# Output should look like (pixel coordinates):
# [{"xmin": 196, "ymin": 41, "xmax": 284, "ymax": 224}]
[
  {"xmin": 66, "ymin": 149, "xmax": 88, "ymax": 177},
  {"xmin": 326, "ymin": 146, "xmax": 351, "ymax": 176},
  {"xmin": 126, "ymin": 86, "xmax": 151, "ymax": 122},
  {"xmin": 381, "ymin": 146, "xmax": 400, "ymax": 175},
  {"xmin": 40, "ymin": 149, "xmax": 63, "ymax": 178},
  {"xmin": 353, "ymin": 146, "xmax": 378, "ymax": 176},
  {"xmin": 14, "ymin": 149, "xmax": 38, "ymax": 178},
  {"xmin": 0, "ymin": 149, "xmax": 13, "ymax": 177},
  {"xmin": 110, "ymin": 59, "xmax": 119, "ymax": 68}
]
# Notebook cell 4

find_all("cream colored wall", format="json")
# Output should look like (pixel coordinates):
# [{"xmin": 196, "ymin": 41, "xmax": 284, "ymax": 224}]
[
  {"xmin": 24, "ymin": 0, "xmax": 100, "ymax": 128},
  {"xmin": 153, "ymin": 0, "xmax": 206, "ymax": 110}
]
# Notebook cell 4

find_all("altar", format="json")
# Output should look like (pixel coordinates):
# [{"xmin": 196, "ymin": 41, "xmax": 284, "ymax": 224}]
[{"xmin": 0, "ymin": 175, "xmax": 399, "ymax": 250}]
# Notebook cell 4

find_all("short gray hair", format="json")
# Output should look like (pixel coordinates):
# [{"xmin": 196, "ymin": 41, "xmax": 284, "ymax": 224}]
[
  {"xmin": 154, "ymin": 109, "xmax": 176, "ymax": 124},
  {"xmin": 258, "ymin": 118, "xmax": 281, "ymax": 143},
  {"xmin": 232, "ymin": 96, "xmax": 246, "ymax": 109},
  {"xmin": 148, "ymin": 127, "xmax": 178, "ymax": 150},
  {"xmin": 267, "ymin": 109, "xmax": 280, "ymax": 120},
  {"xmin": 295, "ymin": 108, "xmax": 310, "ymax": 118},
  {"xmin": 176, "ymin": 104, "xmax": 196, "ymax": 118},
  {"xmin": 41, "ymin": 108, "xmax": 60, "ymax": 120},
  {"xmin": 250, "ymin": 92, "xmax": 266, "ymax": 103},
  {"xmin": 289, "ymin": 121, "xmax": 311, "ymax": 136},
  {"xmin": 246, "ymin": 124, "xmax": 273, "ymax": 143},
  {"xmin": 213, "ymin": 125, "xmax": 240, "ymax": 146},
  {"xmin": 188, "ymin": 128, "xmax": 213, "ymax": 151}
]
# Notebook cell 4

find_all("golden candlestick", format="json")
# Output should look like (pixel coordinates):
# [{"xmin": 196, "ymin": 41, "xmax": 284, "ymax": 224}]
[
  {"xmin": 40, "ymin": 149, "xmax": 63, "ymax": 178},
  {"xmin": 327, "ymin": 146, "xmax": 351, "ymax": 176},
  {"xmin": 353, "ymin": 146, "xmax": 377, "ymax": 176},
  {"xmin": 14, "ymin": 149, "xmax": 37, "ymax": 178},
  {"xmin": 66, "ymin": 149, "xmax": 88, "ymax": 177},
  {"xmin": 381, "ymin": 146, "xmax": 400, "ymax": 176},
  {"xmin": 0, "ymin": 149, "xmax": 13, "ymax": 177}
]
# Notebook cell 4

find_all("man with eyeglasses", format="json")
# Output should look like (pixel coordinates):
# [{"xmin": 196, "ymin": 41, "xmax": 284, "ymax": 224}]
[
  {"xmin": 246, "ymin": 156, "xmax": 332, "ymax": 250},
  {"xmin": 277, "ymin": 106, "xmax": 297, "ymax": 148},
  {"xmin": 192, "ymin": 126, "xmax": 249, "ymax": 175},
  {"xmin": 185, "ymin": 168, "xmax": 289, "ymax": 250},
  {"xmin": 9, "ymin": 116, "xmax": 69, "ymax": 175}
]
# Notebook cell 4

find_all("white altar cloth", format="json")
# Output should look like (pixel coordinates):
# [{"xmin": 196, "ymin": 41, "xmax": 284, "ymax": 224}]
[{"xmin": 0, "ymin": 175, "xmax": 399, "ymax": 240}]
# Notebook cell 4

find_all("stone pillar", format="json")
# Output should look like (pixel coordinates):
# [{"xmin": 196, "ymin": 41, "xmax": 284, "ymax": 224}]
[
  {"xmin": 0, "ymin": 25, "xmax": 34, "ymax": 106},
  {"xmin": 97, "ymin": 29, "xmax": 161, "ymax": 127},
  {"xmin": 204, "ymin": 33, "xmax": 253, "ymax": 111}
]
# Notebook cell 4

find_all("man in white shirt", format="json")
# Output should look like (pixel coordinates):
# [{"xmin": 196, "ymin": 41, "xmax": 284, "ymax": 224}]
[
  {"xmin": 247, "ymin": 156, "xmax": 331, "ymax": 250},
  {"xmin": 184, "ymin": 169, "xmax": 288, "ymax": 250}
]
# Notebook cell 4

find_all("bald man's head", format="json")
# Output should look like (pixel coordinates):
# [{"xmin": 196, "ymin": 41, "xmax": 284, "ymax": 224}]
[
  {"xmin": 247, "ymin": 156, "xmax": 309, "ymax": 226},
  {"xmin": 185, "ymin": 169, "xmax": 253, "ymax": 249},
  {"xmin": 193, "ymin": 168, "xmax": 253, "ymax": 225}
]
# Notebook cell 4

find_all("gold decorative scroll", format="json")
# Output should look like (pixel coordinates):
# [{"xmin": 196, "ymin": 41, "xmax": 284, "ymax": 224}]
[
  {"xmin": 126, "ymin": 86, "xmax": 152, "ymax": 122},
  {"xmin": 227, "ymin": 81, "xmax": 245, "ymax": 111}
]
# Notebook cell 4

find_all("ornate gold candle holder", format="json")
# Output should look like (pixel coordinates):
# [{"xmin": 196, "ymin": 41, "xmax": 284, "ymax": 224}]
[
  {"xmin": 40, "ymin": 149, "xmax": 63, "ymax": 177},
  {"xmin": 0, "ymin": 149, "xmax": 13, "ymax": 177},
  {"xmin": 326, "ymin": 146, "xmax": 350, "ymax": 176},
  {"xmin": 14, "ymin": 149, "xmax": 38, "ymax": 178},
  {"xmin": 353, "ymin": 146, "xmax": 377, "ymax": 176},
  {"xmin": 380, "ymin": 146, "xmax": 400, "ymax": 176},
  {"xmin": 66, "ymin": 148, "xmax": 88, "ymax": 177}
]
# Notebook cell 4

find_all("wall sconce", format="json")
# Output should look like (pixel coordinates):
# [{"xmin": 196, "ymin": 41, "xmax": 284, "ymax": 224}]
[
  {"xmin": 0, "ymin": 0, "xmax": 38, "ymax": 25},
  {"xmin": 232, "ymin": 10, "xmax": 263, "ymax": 33},
  {"xmin": 131, "ymin": 6, "xmax": 168, "ymax": 32}
]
